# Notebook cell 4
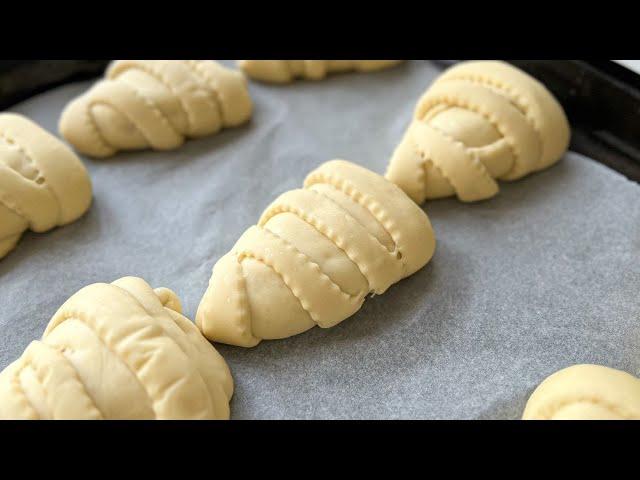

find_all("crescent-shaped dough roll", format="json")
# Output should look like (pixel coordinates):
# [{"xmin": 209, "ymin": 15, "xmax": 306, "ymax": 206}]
[
  {"xmin": 59, "ymin": 60, "xmax": 253, "ymax": 158},
  {"xmin": 196, "ymin": 160, "xmax": 436, "ymax": 347},
  {"xmin": 0, "ymin": 277, "xmax": 233, "ymax": 419},
  {"xmin": 238, "ymin": 60, "xmax": 403, "ymax": 83},
  {"xmin": 386, "ymin": 61, "xmax": 571, "ymax": 203},
  {"xmin": 522, "ymin": 364, "xmax": 640, "ymax": 420},
  {"xmin": 0, "ymin": 113, "xmax": 92, "ymax": 260}
]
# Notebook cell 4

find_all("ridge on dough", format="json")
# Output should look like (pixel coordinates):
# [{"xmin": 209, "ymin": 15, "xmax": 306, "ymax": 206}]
[
  {"xmin": 196, "ymin": 159, "xmax": 435, "ymax": 347},
  {"xmin": 59, "ymin": 60, "xmax": 253, "ymax": 158},
  {"xmin": 238, "ymin": 60, "xmax": 403, "ymax": 83},
  {"xmin": 0, "ymin": 277, "xmax": 233, "ymax": 420},
  {"xmin": 0, "ymin": 113, "xmax": 92, "ymax": 260},
  {"xmin": 522, "ymin": 364, "xmax": 640, "ymax": 420},
  {"xmin": 386, "ymin": 60, "xmax": 570, "ymax": 204}
]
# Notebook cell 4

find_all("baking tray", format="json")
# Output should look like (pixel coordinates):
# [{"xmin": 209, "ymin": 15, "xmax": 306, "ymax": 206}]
[
  {"xmin": 0, "ymin": 60, "xmax": 638, "ymax": 419},
  {"xmin": 437, "ymin": 60, "xmax": 640, "ymax": 183},
  {"xmin": 4, "ymin": 60, "xmax": 639, "ymax": 182}
]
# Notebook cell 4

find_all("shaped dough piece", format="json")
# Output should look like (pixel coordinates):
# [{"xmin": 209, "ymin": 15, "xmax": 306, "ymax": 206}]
[
  {"xmin": 59, "ymin": 60, "xmax": 253, "ymax": 158},
  {"xmin": 386, "ymin": 61, "xmax": 570, "ymax": 203},
  {"xmin": 238, "ymin": 60, "xmax": 403, "ymax": 83},
  {"xmin": 0, "ymin": 113, "xmax": 92, "ymax": 260},
  {"xmin": 196, "ymin": 160, "xmax": 436, "ymax": 347},
  {"xmin": 0, "ymin": 277, "xmax": 233, "ymax": 419},
  {"xmin": 522, "ymin": 364, "xmax": 640, "ymax": 420}
]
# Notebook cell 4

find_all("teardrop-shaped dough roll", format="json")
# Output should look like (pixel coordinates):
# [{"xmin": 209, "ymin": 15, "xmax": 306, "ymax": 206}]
[
  {"xmin": 522, "ymin": 364, "xmax": 640, "ymax": 420},
  {"xmin": 0, "ymin": 277, "xmax": 234, "ymax": 420},
  {"xmin": 238, "ymin": 60, "xmax": 403, "ymax": 83},
  {"xmin": 0, "ymin": 113, "xmax": 92, "ymax": 260},
  {"xmin": 59, "ymin": 60, "xmax": 253, "ymax": 158},
  {"xmin": 386, "ymin": 61, "xmax": 570, "ymax": 203},
  {"xmin": 196, "ymin": 160, "xmax": 436, "ymax": 347}
]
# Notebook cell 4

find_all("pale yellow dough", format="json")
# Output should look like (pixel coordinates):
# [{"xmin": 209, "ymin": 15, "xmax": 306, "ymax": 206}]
[
  {"xmin": 196, "ymin": 160, "xmax": 436, "ymax": 347},
  {"xmin": 522, "ymin": 364, "xmax": 640, "ymax": 420},
  {"xmin": 238, "ymin": 60, "xmax": 403, "ymax": 83},
  {"xmin": 0, "ymin": 113, "xmax": 92, "ymax": 260},
  {"xmin": 59, "ymin": 60, "xmax": 253, "ymax": 158},
  {"xmin": 386, "ymin": 61, "xmax": 571, "ymax": 203},
  {"xmin": 0, "ymin": 277, "xmax": 233, "ymax": 419}
]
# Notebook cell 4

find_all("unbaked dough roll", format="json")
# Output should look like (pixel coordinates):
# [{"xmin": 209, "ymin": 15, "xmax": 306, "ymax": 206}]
[
  {"xmin": 0, "ymin": 277, "xmax": 233, "ymax": 420},
  {"xmin": 59, "ymin": 60, "xmax": 253, "ymax": 158},
  {"xmin": 196, "ymin": 159, "xmax": 436, "ymax": 347},
  {"xmin": 523, "ymin": 364, "xmax": 640, "ymax": 420},
  {"xmin": 238, "ymin": 60, "xmax": 403, "ymax": 83},
  {"xmin": 0, "ymin": 113, "xmax": 92, "ymax": 260},
  {"xmin": 386, "ymin": 61, "xmax": 570, "ymax": 203}
]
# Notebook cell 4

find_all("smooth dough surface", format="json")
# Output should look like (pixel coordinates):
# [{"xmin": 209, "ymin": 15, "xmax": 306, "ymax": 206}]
[
  {"xmin": 0, "ymin": 113, "xmax": 92, "ymax": 260},
  {"xmin": 386, "ymin": 60, "xmax": 571, "ymax": 203},
  {"xmin": 59, "ymin": 60, "xmax": 253, "ymax": 158},
  {"xmin": 522, "ymin": 364, "xmax": 640, "ymax": 420},
  {"xmin": 238, "ymin": 60, "xmax": 403, "ymax": 83},
  {"xmin": 0, "ymin": 277, "xmax": 233, "ymax": 419},
  {"xmin": 196, "ymin": 159, "xmax": 436, "ymax": 347}
]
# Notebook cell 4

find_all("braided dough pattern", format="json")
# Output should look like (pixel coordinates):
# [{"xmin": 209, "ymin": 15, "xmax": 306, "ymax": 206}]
[
  {"xmin": 238, "ymin": 60, "xmax": 403, "ymax": 83},
  {"xmin": 0, "ymin": 113, "xmax": 92, "ymax": 260},
  {"xmin": 386, "ymin": 61, "xmax": 571, "ymax": 203},
  {"xmin": 196, "ymin": 160, "xmax": 436, "ymax": 347},
  {"xmin": 59, "ymin": 60, "xmax": 253, "ymax": 158},
  {"xmin": 0, "ymin": 277, "xmax": 233, "ymax": 419},
  {"xmin": 522, "ymin": 364, "xmax": 640, "ymax": 420}
]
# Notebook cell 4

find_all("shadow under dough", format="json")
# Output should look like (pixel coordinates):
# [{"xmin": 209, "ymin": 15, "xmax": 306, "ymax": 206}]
[{"xmin": 219, "ymin": 241, "xmax": 475, "ymax": 419}]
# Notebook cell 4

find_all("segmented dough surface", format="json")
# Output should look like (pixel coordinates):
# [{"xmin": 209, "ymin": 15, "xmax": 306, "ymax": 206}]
[
  {"xmin": 522, "ymin": 364, "xmax": 640, "ymax": 420},
  {"xmin": 0, "ymin": 113, "xmax": 92, "ymax": 260},
  {"xmin": 238, "ymin": 60, "xmax": 403, "ymax": 83},
  {"xmin": 0, "ymin": 277, "xmax": 233, "ymax": 419},
  {"xmin": 59, "ymin": 60, "xmax": 253, "ymax": 158},
  {"xmin": 196, "ymin": 160, "xmax": 436, "ymax": 347},
  {"xmin": 386, "ymin": 61, "xmax": 570, "ymax": 203}
]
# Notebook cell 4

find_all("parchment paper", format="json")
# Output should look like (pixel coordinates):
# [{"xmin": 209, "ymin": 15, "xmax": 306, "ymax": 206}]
[{"xmin": 1, "ymin": 61, "xmax": 639, "ymax": 419}]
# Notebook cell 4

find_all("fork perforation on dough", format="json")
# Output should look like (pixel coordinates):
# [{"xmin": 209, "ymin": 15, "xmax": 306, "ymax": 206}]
[
  {"xmin": 0, "ymin": 278, "xmax": 233, "ymax": 419},
  {"xmin": 304, "ymin": 173, "xmax": 402, "ymax": 257},
  {"xmin": 82, "ymin": 102, "xmax": 118, "ymax": 156},
  {"xmin": 197, "ymin": 160, "xmax": 435, "ymax": 347},
  {"xmin": 417, "ymin": 93, "xmax": 523, "ymax": 178},
  {"xmin": 112, "ymin": 60, "xmax": 195, "ymax": 132},
  {"xmin": 239, "ymin": 60, "xmax": 404, "ymax": 83},
  {"xmin": 237, "ymin": 250, "xmax": 319, "ymax": 324},
  {"xmin": 523, "ymin": 364, "xmax": 640, "ymax": 420},
  {"xmin": 118, "ymin": 80, "xmax": 183, "ymax": 142},
  {"xmin": 257, "ymin": 226, "xmax": 363, "ymax": 299},
  {"xmin": 9, "ymin": 365, "xmax": 41, "ymax": 419},
  {"xmin": 59, "ymin": 60, "xmax": 252, "ymax": 158},
  {"xmin": 49, "ymin": 311, "xmax": 156, "ymax": 412},
  {"xmin": 0, "ymin": 113, "xmax": 92, "ymax": 260},
  {"xmin": 15, "ymin": 343, "xmax": 104, "ymax": 420},
  {"xmin": 439, "ymin": 73, "xmax": 544, "ymax": 145},
  {"xmin": 539, "ymin": 396, "xmax": 634, "ymax": 420},
  {"xmin": 180, "ymin": 60, "xmax": 226, "ymax": 125},
  {"xmin": 259, "ymin": 201, "xmax": 386, "ymax": 292},
  {"xmin": 386, "ymin": 61, "xmax": 570, "ymax": 204},
  {"xmin": 0, "ymin": 131, "xmax": 43, "ymax": 183}
]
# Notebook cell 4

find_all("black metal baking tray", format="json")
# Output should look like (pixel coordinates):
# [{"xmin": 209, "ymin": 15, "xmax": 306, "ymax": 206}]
[
  {"xmin": 1, "ymin": 60, "xmax": 639, "ymax": 183},
  {"xmin": 436, "ymin": 60, "xmax": 640, "ymax": 183},
  {"xmin": 0, "ymin": 60, "xmax": 108, "ymax": 111},
  {"xmin": 1, "ymin": 59, "xmax": 638, "ymax": 420}
]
